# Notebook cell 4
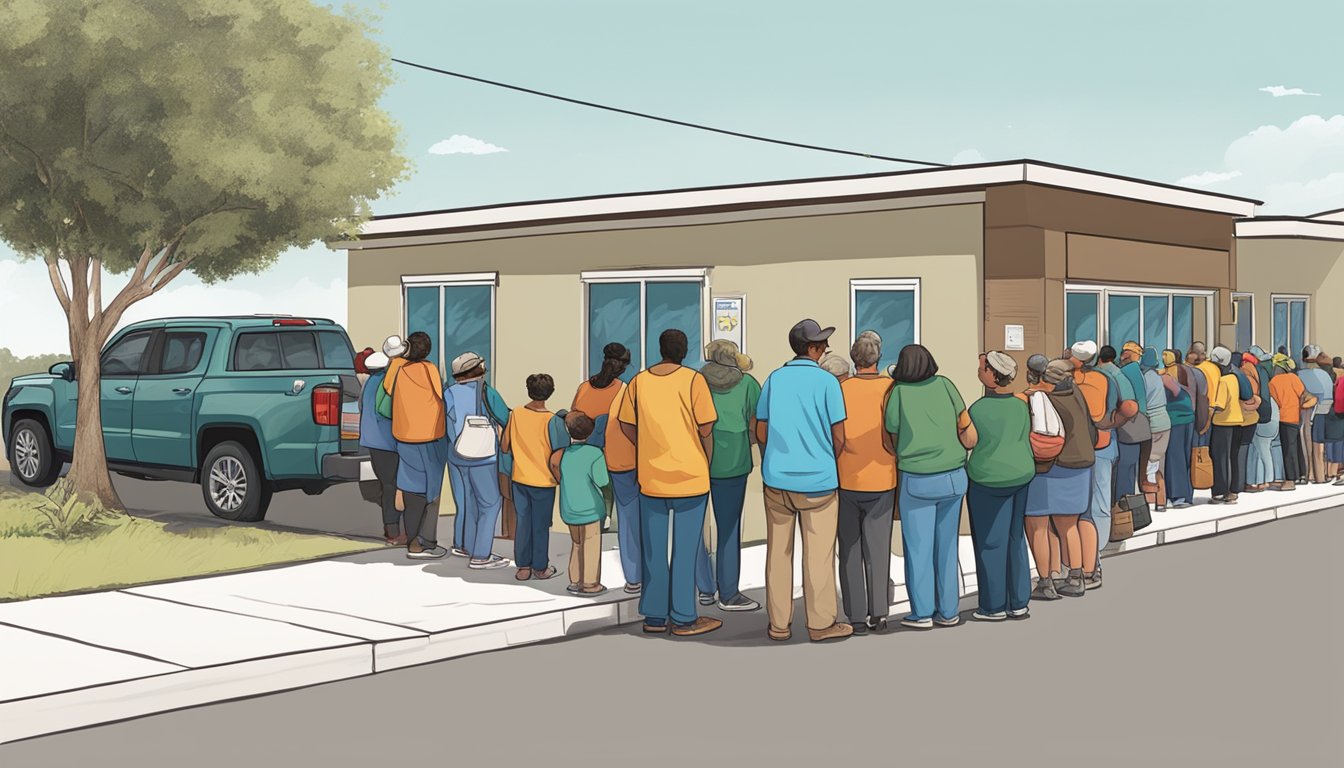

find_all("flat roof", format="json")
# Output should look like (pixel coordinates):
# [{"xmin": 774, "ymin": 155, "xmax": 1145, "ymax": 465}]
[
  {"xmin": 349, "ymin": 159, "xmax": 1262, "ymax": 244},
  {"xmin": 1235, "ymin": 216, "xmax": 1344, "ymax": 241},
  {"xmin": 1309, "ymin": 206, "xmax": 1344, "ymax": 222}
]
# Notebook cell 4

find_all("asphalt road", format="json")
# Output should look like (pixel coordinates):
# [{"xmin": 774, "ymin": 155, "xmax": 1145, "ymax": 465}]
[{"xmin": 3, "ymin": 510, "xmax": 1340, "ymax": 766}]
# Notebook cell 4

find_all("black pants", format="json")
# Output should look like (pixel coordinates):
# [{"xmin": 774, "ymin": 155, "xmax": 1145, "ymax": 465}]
[
  {"xmin": 1211, "ymin": 425, "xmax": 1241, "ymax": 498},
  {"xmin": 1279, "ymin": 422, "xmax": 1304, "ymax": 482},
  {"xmin": 401, "ymin": 491, "xmax": 441, "ymax": 548},
  {"xmin": 1235, "ymin": 424, "xmax": 1256, "ymax": 492},
  {"xmin": 369, "ymin": 448, "xmax": 401, "ymax": 528}
]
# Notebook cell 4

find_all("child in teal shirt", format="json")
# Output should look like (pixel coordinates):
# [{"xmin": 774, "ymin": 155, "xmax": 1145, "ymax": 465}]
[{"xmin": 555, "ymin": 411, "xmax": 610, "ymax": 595}]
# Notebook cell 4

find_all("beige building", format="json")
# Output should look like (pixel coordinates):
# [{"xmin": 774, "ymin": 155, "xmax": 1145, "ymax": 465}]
[
  {"xmin": 340, "ymin": 159, "xmax": 1269, "ymax": 541},
  {"xmin": 1233, "ymin": 210, "xmax": 1344, "ymax": 358}
]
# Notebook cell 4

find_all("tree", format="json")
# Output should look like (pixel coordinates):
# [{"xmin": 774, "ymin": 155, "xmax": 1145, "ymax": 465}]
[{"xmin": 0, "ymin": 0, "xmax": 407, "ymax": 511}]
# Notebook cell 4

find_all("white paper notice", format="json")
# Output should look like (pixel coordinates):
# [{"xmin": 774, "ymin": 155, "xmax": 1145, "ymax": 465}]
[{"xmin": 1005, "ymin": 324, "xmax": 1025, "ymax": 351}]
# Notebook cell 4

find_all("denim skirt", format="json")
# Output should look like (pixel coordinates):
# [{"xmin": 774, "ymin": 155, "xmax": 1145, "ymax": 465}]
[{"xmin": 1025, "ymin": 464, "xmax": 1092, "ymax": 517}]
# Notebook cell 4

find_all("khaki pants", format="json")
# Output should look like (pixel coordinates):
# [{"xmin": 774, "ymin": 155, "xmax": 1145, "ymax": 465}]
[
  {"xmin": 567, "ymin": 522, "xmax": 602, "ymax": 587},
  {"xmin": 764, "ymin": 487, "xmax": 839, "ymax": 632}
]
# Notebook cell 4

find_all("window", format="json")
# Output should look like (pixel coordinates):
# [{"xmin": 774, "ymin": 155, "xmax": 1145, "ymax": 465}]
[
  {"xmin": 851, "ymin": 279, "xmax": 919, "ymax": 373},
  {"xmin": 583, "ymin": 269, "xmax": 707, "ymax": 378},
  {"xmin": 1272, "ymin": 295, "xmax": 1308, "ymax": 357},
  {"xmin": 159, "ymin": 332, "xmax": 206, "ymax": 375},
  {"xmin": 1142, "ymin": 295, "xmax": 1168, "ymax": 352},
  {"xmin": 278, "ymin": 332, "xmax": 320, "ymax": 369},
  {"xmin": 317, "ymin": 331, "xmax": 355, "ymax": 369},
  {"xmin": 1065, "ymin": 292, "xmax": 1099, "ymax": 348},
  {"xmin": 101, "ymin": 332, "xmax": 153, "ymax": 376},
  {"xmin": 1232, "ymin": 294, "xmax": 1254, "ymax": 352},
  {"xmin": 233, "ymin": 333, "xmax": 282, "ymax": 371},
  {"xmin": 1108, "ymin": 295, "xmax": 1140, "ymax": 349},
  {"xmin": 402, "ymin": 274, "xmax": 497, "ymax": 381},
  {"xmin": 1172, "ymin": 296, "xmax": 1194, "ymax": 354}
]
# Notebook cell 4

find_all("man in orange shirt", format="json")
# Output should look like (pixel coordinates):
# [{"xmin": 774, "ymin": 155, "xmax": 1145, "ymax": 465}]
[
  {"xmin": 618, "ymin": 329, "xmax": 721, "ymax": 638},
  {"xmin": 1269, "ymin": 353, "xmax": 1313, "ymax": 490},
  {"xmin": 1069, "ymin": 340, "xmax": 1127, "ymax": 588}
]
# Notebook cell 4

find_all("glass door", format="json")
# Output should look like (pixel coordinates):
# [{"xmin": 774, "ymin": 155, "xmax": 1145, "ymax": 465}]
[{"xmin": 1272, "ymin": 296, "xmax": 1308, "ymax": 357}]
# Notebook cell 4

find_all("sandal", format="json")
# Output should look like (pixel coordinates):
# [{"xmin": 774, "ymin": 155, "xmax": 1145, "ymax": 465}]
[
  {"xmin": 515, "ymin": 568, "xmax": 532, "ymax": 581},
  {"xmin": 532, "ymin": 565, "xmax": 558, "ymax": 580}
]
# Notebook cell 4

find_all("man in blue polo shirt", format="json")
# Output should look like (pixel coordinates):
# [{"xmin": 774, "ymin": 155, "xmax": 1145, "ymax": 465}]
[{"xmin": 756, "ymin": 319, "xmax": 851, "ymax": 643}]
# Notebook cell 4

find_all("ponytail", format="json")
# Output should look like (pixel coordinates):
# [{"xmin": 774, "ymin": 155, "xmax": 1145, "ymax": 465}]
[{"xmin": 590, "ymin": 342, "xmax": 631, "ymax": 389}]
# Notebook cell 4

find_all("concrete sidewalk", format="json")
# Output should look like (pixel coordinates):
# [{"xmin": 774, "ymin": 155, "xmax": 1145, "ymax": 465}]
[{"xmin": 2, "ymin": 481, "xmax": 1341, "ymax": 744}]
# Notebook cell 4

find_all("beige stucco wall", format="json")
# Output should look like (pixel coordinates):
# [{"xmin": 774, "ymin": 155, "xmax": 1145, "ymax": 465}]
[
  {"xmin": 345, "ymin": 201, "xmax": 984, "ymax": 544},
  {"xmin": 1235, "ymin": 238, "xmax": 1344, "ymax": 355}
]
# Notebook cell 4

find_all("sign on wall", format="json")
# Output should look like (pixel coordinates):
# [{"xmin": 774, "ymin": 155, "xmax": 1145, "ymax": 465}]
[
  {"xmin": 713, "ymin": 295, "xmax": 746, "ymax": 351},
  {"xmin": 1004, "ymin": 324, "xmax": 1024, "ymax": 351}
]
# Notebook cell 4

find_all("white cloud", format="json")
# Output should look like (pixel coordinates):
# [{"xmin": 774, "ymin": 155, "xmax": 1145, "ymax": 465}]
[
  {"xmin": 1259, "ymin": 85, "xmax": 1320, "ymax": 98},
  {"xmin": 1177, "ymin": 170, "xmax": 1243, "ymax": 186},
  {"xmin": 1177, "ymin": 114, "xmax": 1344, "ymax": 214},
  {"xmin": 951, "ymin": 148, "xmax": 985, "ymax": 165},
  {"xmin": 428, "ymin": 135, "xmax": 508, "ymax": 155}
]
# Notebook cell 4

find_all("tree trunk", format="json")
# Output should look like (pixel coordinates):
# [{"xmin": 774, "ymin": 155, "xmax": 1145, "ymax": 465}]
[{"xmin": 65, "ymin": 330, "xmax": 125, "ymax": 512}]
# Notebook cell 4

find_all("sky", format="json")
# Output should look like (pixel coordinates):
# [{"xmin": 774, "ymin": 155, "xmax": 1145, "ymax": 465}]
[{"xmin": 2, "ymin": 0, "xmax": 1341, "ymax": 356}]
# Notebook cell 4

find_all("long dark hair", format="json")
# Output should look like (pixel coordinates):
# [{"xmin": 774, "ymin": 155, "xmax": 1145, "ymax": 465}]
[
  {"xmin": 891, "ymin": 344, "xmax": 938, "ymax": 383},
  {"xmin": 590, "ymin": 342, "xmax": 631, "ymax": 389},
  {"xmin": 405, "ymin": 331, "xmax": 432, "ymax": 363}
]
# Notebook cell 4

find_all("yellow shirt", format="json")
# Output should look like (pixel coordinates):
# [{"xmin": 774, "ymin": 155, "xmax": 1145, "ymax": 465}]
[
  {"xmin": 1197, "ymin": 361, "xmax": 1222, "ymax": 414},
  {"xmin": 604, "ymin": 383, "xmax": 637, "ymax": 473},
  {"xmin": 1211, "ymin": 373, "xmax": 1243, "ymax": 427},
  {"xmin": 506, "ymin": 407, "xmax": 560, "ymax": 488},
  {"xmin": 618, "ymin": 366, "xmax": 717, "ymax": 498},
  {"xmin": 837, "ymin": 375, "xmax": 897, "ymax": 492}
]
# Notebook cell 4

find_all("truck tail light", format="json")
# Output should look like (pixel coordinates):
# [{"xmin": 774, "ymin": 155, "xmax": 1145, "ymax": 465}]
[{"xmin": 312, "ymin": 386, "xmax": 341, "ymax": 426}]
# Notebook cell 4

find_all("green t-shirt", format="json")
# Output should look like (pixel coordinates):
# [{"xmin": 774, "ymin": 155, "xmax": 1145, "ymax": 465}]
[
  {"xmin": 709, "ymin": 375, "xmax": 762, "ymax": 479},
  {"xmin": 966, "ymin": 393, "xmax": 1035, "ymax": 488},
  {"xmin": 558, "ymin": 443, "xmax": 610, "ymax": 525},
  {"xmin": 884, "ymin": 375, "xmax": 968, "ymax": 475}
]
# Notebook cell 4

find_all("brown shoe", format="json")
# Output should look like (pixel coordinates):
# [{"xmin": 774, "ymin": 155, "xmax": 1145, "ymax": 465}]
[
  {"xmin": 532, "ymin": 566, "xmax": 558, "ymax": 580},
  {"xmin": 1224, "ymin": 493, "xmax": 1239, "ymax": 504},
  {"xmin": 808, "ymin": 622, "xmax": 856, "ymax": 642},
  {"xmin": 642, "ymin": 623, "xmax": 668, "ymax": 634},
  {"xmin": 670, "ymin": 617, "xmax": 723, "ymax": 637},
  {"xmin": 767, "ymin": 626, "xmax": 792, "ymax": 642},
  {"xmin": 515, "ymin": 568, "xmax": 532, "ymax": 581},
  {"xmin": 1276, "ymin": 481, "xmax": 1296, "ymax": 491}
]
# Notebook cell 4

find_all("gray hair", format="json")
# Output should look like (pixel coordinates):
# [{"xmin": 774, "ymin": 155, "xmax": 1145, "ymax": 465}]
[
  {"xmin": 819, "ymin": 352, "xmax": 851, "ymax": 378},
  {"xmin": 851, "ymin": 334, "xmax": 882, "ymax": 369}
]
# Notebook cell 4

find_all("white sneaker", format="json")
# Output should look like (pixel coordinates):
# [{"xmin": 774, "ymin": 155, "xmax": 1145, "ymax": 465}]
[
  {"xmin": 450, "ymin": 547, "xmax": 470, "ymax": 558},
  {"xmin": 900, "ymin": 617, "xmax": 933, "ymax": 629},
  {"xmin": 468, "ymin": 555, "xmax": 511, "ymax": 570},
  {"xmin": 934, "ymin": 615, "xmax": 961, "ymax": 627},
  {"xmin": 1007, "ymin": 607, "xmax": 1030, "ymax": 618},
  {"xmin": 972, "ymin": 611, "xmax": 1006, "ymax": 622},
  {"xmin": 407, "ymin": 545, "xmax": 448, "ymax": 560}
]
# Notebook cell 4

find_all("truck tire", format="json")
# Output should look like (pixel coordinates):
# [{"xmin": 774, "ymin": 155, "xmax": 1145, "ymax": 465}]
[
  {"xmin": 201, "ymin": 441, "xmax": 272, "ymax": 522},
  {"xmin": 9, "ymin": 418, "xmax": 61, "ymax": 488}
]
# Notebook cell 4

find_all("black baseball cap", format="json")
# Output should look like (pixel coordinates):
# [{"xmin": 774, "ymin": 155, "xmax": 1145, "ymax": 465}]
[{"xmin": 789, "ymin": 319, "xmax": 835, "ymax": 354}]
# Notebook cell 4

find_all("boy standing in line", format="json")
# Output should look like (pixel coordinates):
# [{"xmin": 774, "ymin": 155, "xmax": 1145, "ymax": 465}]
[
  {"xmin": 500, "ymin": 374, "xmax": 570, "ymax": 581},
  {"xmin": 553, "ymin": 411, "xmax": 610, "ymax": 596}
]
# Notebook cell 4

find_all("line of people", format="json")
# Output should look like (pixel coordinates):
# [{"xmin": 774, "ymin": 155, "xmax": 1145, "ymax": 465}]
[{"xmin": 352, "ymin": 321, "xmax": 1344, "ymax": 643}]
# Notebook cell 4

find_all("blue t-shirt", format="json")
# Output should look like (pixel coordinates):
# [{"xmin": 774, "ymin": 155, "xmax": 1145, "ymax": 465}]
[
  {"xmin": 1120, "ymin": 362, "xmax": 1148, "ymax": 416},
  {"xmin": 756, "ymin": 358, "xmax": 846, "ymax": 493},
  {"xmin": 359, "ymin": 371, "xmax": 396, "ymax": 453}
]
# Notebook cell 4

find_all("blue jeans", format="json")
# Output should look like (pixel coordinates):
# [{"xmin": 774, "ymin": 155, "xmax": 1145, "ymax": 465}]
[
  {"xmin": 694, "ymin": 475, "xmax": 750, "ymax": 601},
  {"xmin": 966, "ymin": 480, "xmax": 1031, "ymax": 615},
  {"xmin": 1085, "ymin": 441, "xmax": 1118, "ymax": 550},
  {"xmin": 1165, "ymin": 423, "xmax": 1194, "ymax": 503},
  {"xmin": 448, "ymin": 463, "xmax": 503, "ymax": 560},
  {"xmin": 512, "ymin": 483, "xmax": 555, "ymax": 571},
  {"xmin": 609, "ymin": 470, "xmax": 641, "ymax": 585},
  {"xmin": 899, "ymin": 468, "xmax": 967, "ymax": 622},
  {"xmin": 638, "ymin": 493, "xmax": 709, "ymax": 627},
  {"xmin": 1115, "ymin": 441, "xmax": 1141, "ymax": 497}
]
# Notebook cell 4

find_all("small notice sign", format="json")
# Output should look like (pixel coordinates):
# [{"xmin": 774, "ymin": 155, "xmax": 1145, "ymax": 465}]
[
  {"xmin": 713, "ymin": 296, "xmax": 745, "ymax": 350},
  {"xmin": 1005, "ymin": 324, "xmax": 1025, "ymax": 351}
]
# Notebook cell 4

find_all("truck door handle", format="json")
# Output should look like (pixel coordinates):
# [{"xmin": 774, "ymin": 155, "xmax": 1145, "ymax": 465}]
[
  {"xmin": 115, "ymin": 386, "xmax": 133, "ymax": 395},
  {"xmin": 172, "ymin": 388, "xmax": 193, "ymax": 394}
]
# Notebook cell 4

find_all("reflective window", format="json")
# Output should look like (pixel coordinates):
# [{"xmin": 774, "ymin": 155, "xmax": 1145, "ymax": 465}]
[
  {"xmin": 405, "ymin": 286, "xmax": 440, "ymax": 365},
  {"xmin": 101, "ymin": 332, "xmax": 153, "ymax": 376},
  {"xmin": 854, "ymin": 288, "xmax": 916, "ymax": 373},
  {"xmin": 588, "ymin": 282, "xmax": 641, "ymax": 382},
  {"xmin": 278, "ymin": 332, "xmax": 320, "ymax": 369},
  {"xmin": 1273, "ymin": 297, "xmax": 1307, "ymax": 358},
  {"xmin": 233, "ymin": 333, "xmax": 283, "ymax": 371},
  {"xmin": 1066, "ymin": 292, "xmax": 1099, "ymax": 347},
  {"xmin": 159, "ymin": 332, "xmax": 206, "ymax": 375},
  {"xmin": 317, "ymin": 331, "xmax": 355, "ymax": 369},
  {"xmin": 1233, "ymin": 295, "xmax": 1254, "ymax": 352},
  {"xmin": 442, "ymin": 285, "xmax": 493, "ymax": 374},
  {"xmin": 1172, "ymin": 296, "xmax": 1194, "ymax": 355},
  {"xmin": 1108, "ymin": 295, "xmax": 1140, "ymax": 350},
  {"xmin": 646, "ymin": 282, "xmax": 704, "ymax": 371},
  {"xmin": 1143, "ymin": 295, "xmax": 1169, "ymax": 350}
]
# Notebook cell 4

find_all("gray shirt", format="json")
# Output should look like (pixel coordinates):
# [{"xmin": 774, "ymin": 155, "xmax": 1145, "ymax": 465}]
[{"xmin": 1142, "ymin": 369, "xmax": 1171, "ymax": 432}]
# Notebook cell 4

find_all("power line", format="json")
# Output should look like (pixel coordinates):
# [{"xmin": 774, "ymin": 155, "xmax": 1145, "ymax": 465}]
[{"xmin": 391, "ymin": 57, "xmax": 946, "ymax": 168}]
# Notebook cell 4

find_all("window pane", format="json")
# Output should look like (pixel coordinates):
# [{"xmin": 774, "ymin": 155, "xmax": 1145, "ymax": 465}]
[
  {"xmin": 1143, "ymin": 295, "xmax": 1168, "ymax": 350},
  {"xmin": 1273, "ymin": 300, "xmax": 1289, "ymax": 355},
  {"xmin": 1290, "ymin": 300, "xmax": 1306, "ymax": 357},
  {"xmin": 279, "ymin": 332, "xmax": 320, "ymax": 369},
  {"xmin": 160, "ymin": 333, "xmax": 206, "ymax": 375},
  {"xmin": 443, "ymin": 285, "xmax": 492, "ymax": 378},
  {"xmin": 855, "ymin": 289, "xmax": 916, "ymax": 373},
  {"xmin": 233, "ymin": 333, "xmax": 282, "ymax": 371},
  {"xmin": 405, "ymin": 286, "xmax": 441, "ymax": 369},
  {"xmin": 101, "ymin": 332, "xmax": 152, "ymax": 376},
  {"xmin": 589, "ymin": 282, "xmax": 641, "ymax": 381},
  {"xmin": 646, "ymin": 282, "xmax": 703, "ymax": 370},
  {"xmin": 1065, "ymin": 292, "xmax": 1099, "ymax": 347},
  {"xmin": 317, "ymin": 331, "xmax": 355, "ymax": 369},
  {"xmin": 1234, "ymin": 296, "xmax": 1253, "ymax": 352},
  {"xmin": 1172, "ymin": 296, "xmax": 1193, "ymax": 355},
  {"xmin": 1108, "ymin": 295, "xmax": 1140, "ymax": 350}
]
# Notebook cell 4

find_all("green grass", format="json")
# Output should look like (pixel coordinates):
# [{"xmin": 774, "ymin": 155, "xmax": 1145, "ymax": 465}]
[{"xmin": 0, "ymin": 484, "xmax": 382, "ymax": 601}]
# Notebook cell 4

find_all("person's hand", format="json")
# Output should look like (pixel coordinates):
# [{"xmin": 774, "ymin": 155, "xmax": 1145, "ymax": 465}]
[{"xmin": 394, "ymin": 490, "xmax": 405, "ymax": 512}]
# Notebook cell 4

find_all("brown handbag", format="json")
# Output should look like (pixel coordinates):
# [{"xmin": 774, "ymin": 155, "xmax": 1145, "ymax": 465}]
[
  {"xmin": 1109, "ymin": 504, "xmax": 1135, "ymax": 543},
  {"xmin": 1191, "ymin": 445, "xmax": 1214, "ymax": 490}
]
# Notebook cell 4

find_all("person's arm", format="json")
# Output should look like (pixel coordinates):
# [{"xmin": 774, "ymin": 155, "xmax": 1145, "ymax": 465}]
[
  {"xmin": 699, "ymin": 422, "xmax": 715, "ymax": 464},
  {"xmin": 548, "ymin": 450, "xmax": 563, "ymax": 484},
  {"xmin": 958, "ymin": 410, "xmax": 978, "ymax": 449},
  {"xmin": 499, "ymin": 418, "xmax": 512, "ymax": 454},
  {"xmin": 593, "ymin": 455, "xmax": 610, "ymax": 490},
  {"xmin": 617, "ymin": 378, "xmax": 638, "ymax": 446},
  {"xmin": 832, "ymin": 422, "xmax": 845, "ymax": 458},
  {"xmin": 691, "ymin": 373, "xmax": 718, "ymax": 462},
  {"xmin": 755, "ymin": 419, "xmax": 769, "ymax": 451}
]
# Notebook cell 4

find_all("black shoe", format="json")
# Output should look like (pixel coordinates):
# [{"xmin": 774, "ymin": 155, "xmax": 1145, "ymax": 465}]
[
  {"xmin": 849, "ymin": 622, "xmax": 869, "ymax": 636},
  {"xmin": 867, "ymin": 617, "xmax": 889, "ymax": 634}
]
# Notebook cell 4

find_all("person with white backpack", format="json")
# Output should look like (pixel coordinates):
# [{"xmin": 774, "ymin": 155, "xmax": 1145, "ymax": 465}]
[{"xmin": 444, "ymin": 352, "xmax": 513, "ymax": 570}]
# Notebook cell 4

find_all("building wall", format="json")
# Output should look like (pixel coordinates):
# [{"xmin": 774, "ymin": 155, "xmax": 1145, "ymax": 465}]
[
  {"xmin": 1236, "ymin": 237, "xmax": 1344, "ymax": 355},
  {"xmin": 346, "ymin": 201, "xmax": 984, "ymax": 543}
]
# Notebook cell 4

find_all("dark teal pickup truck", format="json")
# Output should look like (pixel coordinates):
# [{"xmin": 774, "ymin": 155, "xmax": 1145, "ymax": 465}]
[{"xmin": 3, "ymin": 316, "xmax": 367, "ymax": 522}]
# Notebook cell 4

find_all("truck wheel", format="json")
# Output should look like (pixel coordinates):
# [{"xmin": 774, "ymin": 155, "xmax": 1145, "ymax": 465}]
[
  {"xmin": 10, "ymin": 419, "xmax": 61, "ymax": 488},
  {"xmin": 201, "ymin": 441, "xmax": 272, "ymax": 522}
]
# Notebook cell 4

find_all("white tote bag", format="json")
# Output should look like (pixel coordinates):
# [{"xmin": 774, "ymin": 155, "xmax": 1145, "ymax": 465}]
[{"xmin": 453, "ymin": 388, "xmax": 498, "ymax": 461}]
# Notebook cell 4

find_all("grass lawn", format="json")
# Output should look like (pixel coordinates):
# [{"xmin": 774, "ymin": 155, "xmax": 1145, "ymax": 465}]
[{"xmin": 0, "ymin": 482, "xmax": 383, "ymax": 601}]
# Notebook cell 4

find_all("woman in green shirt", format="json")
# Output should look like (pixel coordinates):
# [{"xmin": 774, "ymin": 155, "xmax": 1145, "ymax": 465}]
[
  {"xmin": 695, "ymin": 340, "xmax": 763, "ymax": 612},
  {"xmin": 885, "ymin": 344, "xmax": 976, "ymax": 629},
  {"xmin": 965, "ymin": 352, "xmax": 1035, "ymax": 621}
]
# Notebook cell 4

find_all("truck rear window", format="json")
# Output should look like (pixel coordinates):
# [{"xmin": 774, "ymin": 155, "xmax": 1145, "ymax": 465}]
[{"xmin": 233, "ymin": 331, "xmax": 356, "ymax": 371}]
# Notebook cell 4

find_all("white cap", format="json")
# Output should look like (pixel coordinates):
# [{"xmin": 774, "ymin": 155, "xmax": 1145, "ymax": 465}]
[
  {"xmin": 451, "ymin": 352, "xmax": 485, "ymax": 376},
  {"xmin": 1210, "ymin": 346, "xmax": 1233, "ymax": 366},
  {"xmin": 1070, "ymin": 340, "xmax": 1098, "ymax": 364},
  {"xmin": 382, "ymin": 335, "xmax": 407, "ymax": 358},
  {"xmin": 364, "ymin": 351, "xmax": 390, "ymax": 371}
]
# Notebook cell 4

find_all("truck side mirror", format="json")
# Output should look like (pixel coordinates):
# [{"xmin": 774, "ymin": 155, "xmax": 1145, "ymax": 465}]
[{"xmin": 49, "ymin": 362, "xmax": 75, "ymax": 382}]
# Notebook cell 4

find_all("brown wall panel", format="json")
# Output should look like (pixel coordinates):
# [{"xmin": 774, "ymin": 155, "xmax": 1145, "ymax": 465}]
[
  {"xmin": 984, "ymin": 226, "xmax": 1046, "ymax": 278},
  {"xmin": 1066, "ymin": 234, "xmax": 1232, "ymax": 289}
]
